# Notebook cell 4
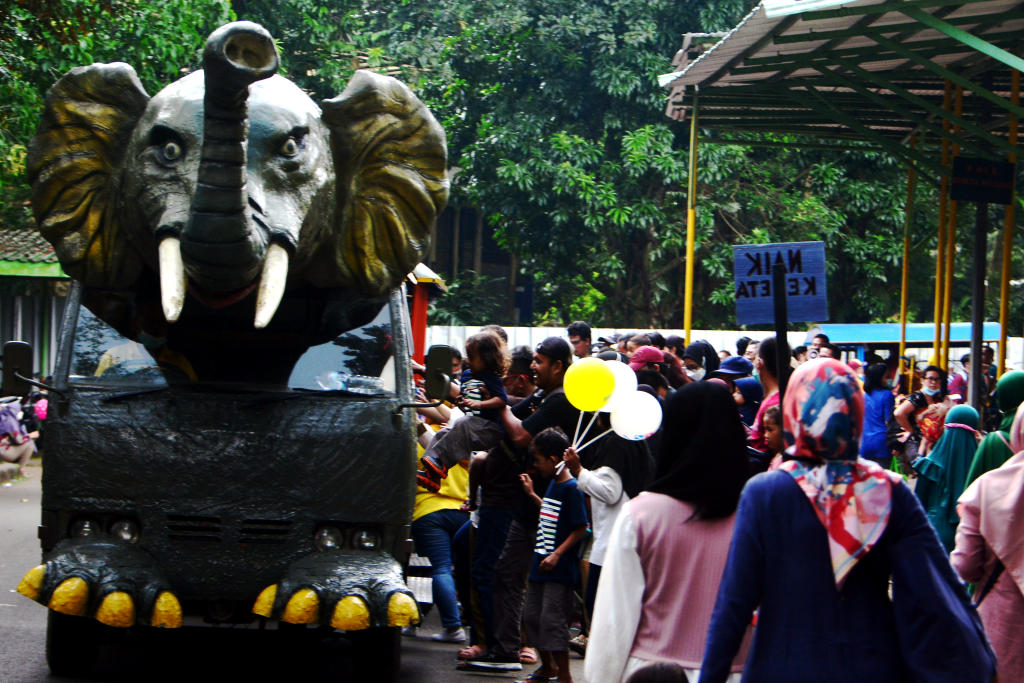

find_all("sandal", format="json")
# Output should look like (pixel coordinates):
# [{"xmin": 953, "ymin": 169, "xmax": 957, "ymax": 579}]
[
  {"xmin": 516, "ymin": 671, "xmax": 558, "ymax": 682},
  {"xmin": 457, "ymin": 644, "xmax": 485, "ymax": 660},
  {"xmin": 519, "ymin": 647, "xmax": 539, "ymax": 665}
]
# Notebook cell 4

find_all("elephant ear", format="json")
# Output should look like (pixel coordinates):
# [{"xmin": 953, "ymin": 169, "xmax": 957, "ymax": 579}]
[
  {"xmin": 317, "ymin": 70, "xmax": 448, "ymax": 296},
  {"xmin": 27, "ymin": 63, "xmax": 149, "ymax": 287}
]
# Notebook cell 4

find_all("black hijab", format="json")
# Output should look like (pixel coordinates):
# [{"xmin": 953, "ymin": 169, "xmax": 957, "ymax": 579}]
[
  {"xmin": 582, "ymin": 415, "xmax": 656, "ymax": 500},
  {"xmin": 682, "ymin": 339, "xmax": 721, "ymax": 374},
  {"xmin": 648, "ymin": 381, "xmax": 748, "ymax": 519}
]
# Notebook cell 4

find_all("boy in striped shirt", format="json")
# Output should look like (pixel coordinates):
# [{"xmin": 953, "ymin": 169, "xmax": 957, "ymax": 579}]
[{"xmin": 519, "ymin": 427, "xmax": 588, "ymax": 683}]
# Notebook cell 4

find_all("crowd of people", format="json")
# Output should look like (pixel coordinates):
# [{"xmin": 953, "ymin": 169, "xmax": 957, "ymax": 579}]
[{"xmin": 408, "ymin": 321, "xmax": 1019, "ymax": 682}]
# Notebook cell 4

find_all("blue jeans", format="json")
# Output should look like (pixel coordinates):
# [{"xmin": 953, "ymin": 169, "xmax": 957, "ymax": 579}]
[
  {"xmin": 473, "ymin": 507, "xmax": 516, "ymax": 650},
  {"xmin": 411, "ymin": 507, "xmax": 470, "ymax": 629}
]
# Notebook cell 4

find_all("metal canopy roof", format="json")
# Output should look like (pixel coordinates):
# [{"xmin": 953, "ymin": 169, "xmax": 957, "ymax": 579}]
[{"xmin": 659, "ymin": 0, "xmax": 1023, "ymax": 180}]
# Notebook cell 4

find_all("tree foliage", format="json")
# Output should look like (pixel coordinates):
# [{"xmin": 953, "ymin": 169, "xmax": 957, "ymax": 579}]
[
  {"xmin": 0, "ymin": 0, "xmax": 233, "ymax": 230},
  {"xmin": 5, "ymin": 0, "xmax": 1023, "ymax": 334}
]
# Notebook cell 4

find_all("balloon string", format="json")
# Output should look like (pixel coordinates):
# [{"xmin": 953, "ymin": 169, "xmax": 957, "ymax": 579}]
[
  {"xmin": 574, "ymin": 410, "xmax": 600, "ymax": 449},
  {"xmin": 576, "ymin": 428, "xmax": 612, "ymax": 453},
  {"xmin": 572, "ymin": 410, "xmax": 584, "ymax": 447}
]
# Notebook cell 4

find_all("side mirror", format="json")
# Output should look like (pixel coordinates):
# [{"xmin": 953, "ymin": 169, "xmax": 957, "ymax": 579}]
[
  {"xmin": 423, "ymin": 345, "xmax": 456, "ymax": 401},
  {"xmin": 3, "ymin": 341, "xmax": 34, "ymax": 397}
]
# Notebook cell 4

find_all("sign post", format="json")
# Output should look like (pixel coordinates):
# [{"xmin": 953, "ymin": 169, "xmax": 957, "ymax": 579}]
[
  {"xmin": 951, "ymin": 155, "xmax": 1015, "ymax": 412},
  {"xmin": 733, "ymin": 241, "xmax": 828, "ymax": 325},
  {"xmin": 734, "ymin": 241, "xmax": 829, "ymax": 404}
]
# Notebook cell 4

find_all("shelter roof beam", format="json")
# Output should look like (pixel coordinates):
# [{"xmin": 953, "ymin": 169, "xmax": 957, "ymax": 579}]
[
  {"xmin": 869, "ymin": 33, "xmax": 1024, "ymax": 120},
  {"xmin": 803, "ymin": 84, "xmax": 944, "ymax": 181},
  {"xmin": 821, "ymin": 50, "xmax": 1021, "ymax": 158},
  {"xmin": 900, "ymin": 5, "xmax": 1024, "ymax": 73}
]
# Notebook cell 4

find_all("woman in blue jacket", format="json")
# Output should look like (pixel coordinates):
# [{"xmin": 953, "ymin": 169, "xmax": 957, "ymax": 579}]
[
  {"xmin": 860, "ymin": 362, "xmax": 895, "ymax": 465},
  {"xmin": 699, "ymin": 358, "xmax": 995, "ymax": 683}
]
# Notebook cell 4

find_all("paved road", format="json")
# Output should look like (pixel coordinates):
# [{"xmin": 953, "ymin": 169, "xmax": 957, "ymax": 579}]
[{"xmin": 0, "ymin": 464, "xmax": 585, "ymax": 682}]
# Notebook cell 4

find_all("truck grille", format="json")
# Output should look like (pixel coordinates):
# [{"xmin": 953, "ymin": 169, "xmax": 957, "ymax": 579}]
[
  {"xmin": 239, "ymin": 518, "xmax": 292, "ymax": 544},
  {"xmin": 166, "ymin": 514, "xmax": 223, "ymax": 542},
  {"xmin": 163, "ymin": 514, "xmax": 292, "ymax": 545}
]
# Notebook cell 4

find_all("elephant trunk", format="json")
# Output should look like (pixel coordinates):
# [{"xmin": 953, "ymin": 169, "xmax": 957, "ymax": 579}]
[{"xmin": 178, "ymin": 21, "xmax": 279, "ymax": 296}]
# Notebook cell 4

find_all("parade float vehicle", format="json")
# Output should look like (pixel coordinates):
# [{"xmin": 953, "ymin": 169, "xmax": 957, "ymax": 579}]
[{"xmin": 8, "ymin": 21, "xmax": 451, "ymax": 680}]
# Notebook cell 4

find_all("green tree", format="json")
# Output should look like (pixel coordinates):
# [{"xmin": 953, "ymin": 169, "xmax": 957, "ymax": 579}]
[{"xmin": 0, "ymin": 0, "xmax": 234, "ymax": 230}]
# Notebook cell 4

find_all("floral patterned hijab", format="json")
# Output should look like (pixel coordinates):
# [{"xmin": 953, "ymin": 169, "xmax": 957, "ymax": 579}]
[{"xmin": 779, "ymin": 358, "xmax": 901, "ymax": 588}]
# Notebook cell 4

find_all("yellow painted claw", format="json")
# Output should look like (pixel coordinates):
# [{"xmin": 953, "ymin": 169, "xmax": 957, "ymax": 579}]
[
  {"xmin": 282, "ymin": 588, "xmax": 319, "ymax": 624},
  {"xmin": 17, "ymin": 565, "xmax": 46, "ymax": 601},
  {"xmin": 253, "ymin": 584, "xmax": 278, "ymax": 618},
  {"xmin": 151, "ymin": 591, "xmax": 183, "ymax": 629},
  {"xmin": 49, "ymin": 577, "xmax": 88, "ymax": 616},
  {"xmin": 96, "ymin": 591, "xmax": 135, "ymax": 628},
  {"xmin": 387, "ymin": 592, "xmax": 419, "ymax": 627},
  {"xmin": 330, "ymin": 595, "xmax": 371, "ymax": 631}
]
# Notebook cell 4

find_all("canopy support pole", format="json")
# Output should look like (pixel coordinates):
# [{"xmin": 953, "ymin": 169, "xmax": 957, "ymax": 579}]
[
  {"xmin": 900, "ymin": 136, "xmax": 918, "ymax": 390},
  {"xmin": 934, "ymin": 81, "xmax": 952, "ymax": 363},
  {"xmin": 684, "ymin": 88, "xmax": 700, "ymax": 347},
  {"xmin": 941, "ymin": 85, "xmax": 964, "ymax": 370},
  {"xmin": 999, "ymin": 69, "xmax": 1019, "ymax": 376}
]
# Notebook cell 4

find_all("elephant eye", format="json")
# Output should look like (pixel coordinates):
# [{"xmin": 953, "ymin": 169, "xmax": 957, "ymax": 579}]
[
  {"xmin": 279, "ymin": 137, "xmax": 299, "ymax": 157},
  {"xmin": 161, "ymin": 141, "xmax": 183, "ymax": 162}
]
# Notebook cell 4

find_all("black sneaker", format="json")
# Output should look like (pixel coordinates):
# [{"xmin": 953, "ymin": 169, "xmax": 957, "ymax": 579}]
[{"xmin": 456, "ymin": 653, "xmax": 523, "ymax": 672}]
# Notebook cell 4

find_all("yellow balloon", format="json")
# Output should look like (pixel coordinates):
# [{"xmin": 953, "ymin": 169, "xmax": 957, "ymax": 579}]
[{"xmin": 564, "ymin": 357, "xmax": 616, "ymax": 412}]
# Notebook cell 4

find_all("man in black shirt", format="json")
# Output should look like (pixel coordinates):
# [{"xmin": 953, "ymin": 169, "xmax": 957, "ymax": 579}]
[{"xmin": 459, "ymin": 337, "xmax": 583, "ymax": 672}]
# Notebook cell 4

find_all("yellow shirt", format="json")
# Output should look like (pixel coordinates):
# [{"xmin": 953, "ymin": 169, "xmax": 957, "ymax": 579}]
[{"xmin": 412, "ymin": 441, "xmax": 470, "ymax": 521}]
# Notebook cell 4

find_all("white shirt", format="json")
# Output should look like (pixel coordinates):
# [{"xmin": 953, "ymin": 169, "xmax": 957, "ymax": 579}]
[{"xmin": 577, "ymin": 466, "xmax": 628, "ymax": 566}]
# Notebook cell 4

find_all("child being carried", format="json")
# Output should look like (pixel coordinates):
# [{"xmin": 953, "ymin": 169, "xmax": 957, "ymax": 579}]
[{"xmin": 419, "ymin": 331, "xmax": 508, "ymax": 491}]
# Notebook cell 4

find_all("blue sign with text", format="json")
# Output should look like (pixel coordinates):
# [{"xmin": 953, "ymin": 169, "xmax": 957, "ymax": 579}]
[{"xmin": 733, "ymin": 241, "xmax": 828, "ymax": 325}]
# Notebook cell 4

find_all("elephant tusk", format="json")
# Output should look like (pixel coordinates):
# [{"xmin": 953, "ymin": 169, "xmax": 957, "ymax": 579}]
[
  {"xmin": 254, "ymin": 243, "xmax": 289, "ymax": 329},
  {"xmin": 158, "ymin": 237, "xmax": 187, "ymax": 323}
]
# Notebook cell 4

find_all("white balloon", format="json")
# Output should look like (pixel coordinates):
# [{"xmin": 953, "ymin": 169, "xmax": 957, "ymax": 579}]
[
  {"xmin": 600, "ymin": 360, "xmax": 638, "ymax": 413},
  {"xmin": 610, "ymin": 391, "xmax": 663, "ymax": 441}
]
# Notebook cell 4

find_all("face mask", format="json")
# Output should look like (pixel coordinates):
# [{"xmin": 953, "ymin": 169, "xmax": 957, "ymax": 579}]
[
  {"xmin": 886, "ymin": 378, "xmax": 897, "ymax": 389},
  {"xmin": 686, "ymin": 367, "xmax": 705, "ymax": 381},
  {"xmin": 921, "ymin": 386, "xmax": 940, "ymax": 396}
]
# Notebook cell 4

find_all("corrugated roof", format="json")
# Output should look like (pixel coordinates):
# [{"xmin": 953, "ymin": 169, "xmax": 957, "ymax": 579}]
[
  {"xmin": 0, "ymin": 226, "xmax": 58, "ymax": 264},
  {"xmin": 660, "ymin": 0, "xmax": 1024, "ymax": 172}
]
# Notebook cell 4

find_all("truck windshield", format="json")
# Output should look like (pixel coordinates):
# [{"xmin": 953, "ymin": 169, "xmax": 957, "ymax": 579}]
[{"xmin": 69, "ymin": 303, "xmax": 397, "ymax": 395}]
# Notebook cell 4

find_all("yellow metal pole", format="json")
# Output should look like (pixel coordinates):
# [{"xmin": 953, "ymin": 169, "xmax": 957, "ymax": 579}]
[
  {"xmin": 999, "ymin": 69, "xmax": 1019, "ymax": 376},
  {"xmin": 933, "ymin": 81, "xmax": 952, "ymax": 361},
  {"xmin": 941, "ymin": 85, "xmax": 964, "ymax": 370},
  {"xmin": 900, "ymin": 136, "xmax": 918, "ymax": 389},
  {"xmin": 684, "ymin": 88, "xmax": 699, "ymax": 347}
]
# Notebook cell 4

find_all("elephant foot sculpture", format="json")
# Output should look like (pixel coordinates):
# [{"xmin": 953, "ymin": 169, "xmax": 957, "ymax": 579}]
[
  {"xmin": 29, "ymin": 21, "xmax": 448, "ymax": 381},
  {"xmin": 17, "ymin": 538, "xmax": 183, "ymax": 629},
  {"xmin": 252, "ymin": 551, "xmax": 418, "ymax": 630}
]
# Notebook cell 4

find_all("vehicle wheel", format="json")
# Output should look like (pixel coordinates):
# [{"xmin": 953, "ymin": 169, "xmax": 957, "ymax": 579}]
[
  {"xmin": 345, "ymin": 627, "xmax": 401, "ymax": 683},
  {"xmin": 46, "ymin": 610, "xmax": 105, "ymax": 678}
]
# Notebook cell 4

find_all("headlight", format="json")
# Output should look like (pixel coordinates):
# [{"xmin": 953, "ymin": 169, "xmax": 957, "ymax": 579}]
[
  {"xmin": 69, "ymin": 518, "xmax": 100, "ymax": 538},
  {"xmin": 314, "ymin": 526, "xmax": 344, "ymax": 551},
  {"xmin": 352, "ymin": 529, "xmax": 380, "ymax": 550},
  {"xmin": 110, "ymin": 519, "xmax": 140, "ymax": 543}
]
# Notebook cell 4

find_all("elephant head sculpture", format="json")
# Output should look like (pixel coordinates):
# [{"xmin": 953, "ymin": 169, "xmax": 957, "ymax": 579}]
[{"xmin": 28, "ymin": 21, "xmax": 447, "ymax": 375}]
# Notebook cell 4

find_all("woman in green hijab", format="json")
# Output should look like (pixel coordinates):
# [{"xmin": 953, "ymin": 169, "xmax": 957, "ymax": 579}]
[{"xmin": 964, "ymin": 370, "xmax": 1024, "ymax": 487}]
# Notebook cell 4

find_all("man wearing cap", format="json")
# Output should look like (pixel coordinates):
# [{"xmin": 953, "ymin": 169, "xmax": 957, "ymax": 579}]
[{"xmin": 460, "ymin": 337, "xmax": 582, "ymax": 673}]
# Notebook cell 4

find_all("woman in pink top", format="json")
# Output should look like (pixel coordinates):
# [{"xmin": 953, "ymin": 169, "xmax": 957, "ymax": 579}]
[
  {"xmin": 952, "ymin": 401, "xmax": 1024, "ymax": 681},
  {"xmin": 584, "ymin": 382, "xmax": 751, "ymax": 683}
]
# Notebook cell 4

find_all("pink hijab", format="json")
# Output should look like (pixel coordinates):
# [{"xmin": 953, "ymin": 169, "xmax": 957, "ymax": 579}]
[{"xmin": 957, "ymin": 401, "xmax": 1024, "ymax": 596}]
